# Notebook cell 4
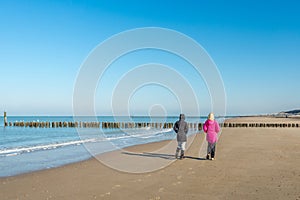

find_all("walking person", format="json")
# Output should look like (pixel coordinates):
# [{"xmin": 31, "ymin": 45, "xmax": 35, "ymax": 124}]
[
  {"xmin": 173, "ymin": 114, "xmax": 189, "ymax": 159},
  {"xmin": 203, "ymin": 113, "xmax": 220, "ymax": 160}
]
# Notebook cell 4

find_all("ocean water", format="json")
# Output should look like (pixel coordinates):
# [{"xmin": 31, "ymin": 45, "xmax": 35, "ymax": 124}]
[{"xmin": 0, "ymin": 116, "xmax": 220, "ymax": 177}]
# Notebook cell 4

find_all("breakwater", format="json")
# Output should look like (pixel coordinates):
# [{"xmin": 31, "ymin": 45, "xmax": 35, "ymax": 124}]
[
  {"xmin": 8, "ymin": 121, "xmax": 201, "ymax": 130},
  {"xmin": 6, "ymin": 121, "xmax": 300, "ymax": 129}
]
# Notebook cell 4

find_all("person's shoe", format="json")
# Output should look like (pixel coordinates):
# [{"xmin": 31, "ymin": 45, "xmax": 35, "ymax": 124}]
[
  {"xmin": 180, "ymin": 150, "xmax": 185, "ymax": 159},
  {"xmin": 211, "ymin": 158, "xmax": 215, "ymax": 161},
  {"xmin": 175, "ymin": 149, "xmax": 180, "ymax": 159},
  {"xmin": 206, "ymin": 154, "xmax": 210, "ymax": 160}
]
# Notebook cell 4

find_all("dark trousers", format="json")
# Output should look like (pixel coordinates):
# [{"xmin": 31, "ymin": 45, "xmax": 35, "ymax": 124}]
[{"xmin": 207, "ymin": 142, "xmax": 216, "ymax": 158}]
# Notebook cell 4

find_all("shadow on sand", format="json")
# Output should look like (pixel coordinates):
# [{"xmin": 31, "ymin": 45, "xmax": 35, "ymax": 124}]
[
  {"xmin": 122, "ymin": 152, "xmax": 175, "ymax": 160},
  {"xmin": 183, "ymin": 156, "xmax": 207, "ymax": 161},
  {"xmin": 122, "ymin": 152, "xmax": 207, "ymax": 161}
]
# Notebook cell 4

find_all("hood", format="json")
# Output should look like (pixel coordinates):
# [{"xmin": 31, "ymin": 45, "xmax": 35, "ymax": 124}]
[
  {"xmin": 207, "ymin": 119, "xmax": 215, "ymax": 124},
  {"xmin": 179, "ymin": 114, "xmax": 185, "ymax": 120}
]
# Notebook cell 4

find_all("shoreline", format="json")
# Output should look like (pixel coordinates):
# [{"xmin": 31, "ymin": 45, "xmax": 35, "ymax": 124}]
[
  {"xmin": 1, "ymin": 116, "xmax": 300, "ymax": 199},
  {"xmin": 0, "ymin": 138, "xmax": 181, "ymax": 179},
  {"xmin": 1, "ymin": 115, "xmax": 299, "ymax": 178}
]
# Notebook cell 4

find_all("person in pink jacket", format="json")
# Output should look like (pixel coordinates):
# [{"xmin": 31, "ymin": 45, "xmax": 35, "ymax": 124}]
[{"xmin": 203, "ymin": 113, "xmax": 220, "ymax": 160}]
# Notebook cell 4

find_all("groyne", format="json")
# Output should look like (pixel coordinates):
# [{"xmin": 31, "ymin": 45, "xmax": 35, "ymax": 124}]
[{"xmin": 6, "ymin": 121, "xmax": 300, "ymax": 129}]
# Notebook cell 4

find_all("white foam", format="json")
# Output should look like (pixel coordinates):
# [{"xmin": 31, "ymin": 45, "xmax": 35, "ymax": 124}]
[
  {"xmin": 0, "ymin": 128, "xmax": 174, "ymax": 156},
  {"xmin": 5, "ymin": 153, "xmax": 19, "ymax": 157},
  {"xmin": 0, "ymin": 138, "xmax": 98, "ymax": 156}
]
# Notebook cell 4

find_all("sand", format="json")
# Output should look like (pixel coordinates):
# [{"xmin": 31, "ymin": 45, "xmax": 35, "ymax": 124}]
[{"xmin": 1, "ymin": 117, "xmax": 300, "ymax": 200}]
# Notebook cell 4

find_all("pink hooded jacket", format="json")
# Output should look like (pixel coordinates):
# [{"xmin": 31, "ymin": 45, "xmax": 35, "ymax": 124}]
[{"xmin": 203, "ymin": 119, "xmax": 220, "ymax": 144}]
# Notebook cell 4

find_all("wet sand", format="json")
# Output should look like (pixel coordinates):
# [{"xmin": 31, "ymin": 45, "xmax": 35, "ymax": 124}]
[{"xmin": 1, "ymin": 117, "xmax": 300, "ymax": 200}]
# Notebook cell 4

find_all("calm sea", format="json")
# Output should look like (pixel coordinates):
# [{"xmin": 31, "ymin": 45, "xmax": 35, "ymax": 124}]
[{"xmin": 0, "ymin": 116, "xmax": 225, "ymax": 177}]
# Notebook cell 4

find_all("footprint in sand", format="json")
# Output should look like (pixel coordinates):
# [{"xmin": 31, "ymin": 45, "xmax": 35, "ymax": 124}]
[
  {"xmin": 149, "ymin": 196, "xmax": 161, "ymax": 200},
  {"xmin": 188, "ymin": 171, "xmax": 195, "ymax": 175},
  {"xmin": 172, "ymin": 181, "xmax": 182, "ymax": 186},
  {"xmin": 188, "ymin": 167, "xmax": 195, "ymax": 174},
  {"xmin": 177, "ymin": 175, "xmax": 182, "ymax": 180},
  {"xmin": 112, "ymin": 184, "xmax": 121, "ymax": 189},
  {"xmin": 158, "ymin": 187, "xmax": 164, "ymax": 192},
  {"xmin": 100, "ymin": 192, "xmax": 111, "ymax": 197},
  {"xmin": 133, "ymin": 178, "xmax": 142, "ymax": 183}
]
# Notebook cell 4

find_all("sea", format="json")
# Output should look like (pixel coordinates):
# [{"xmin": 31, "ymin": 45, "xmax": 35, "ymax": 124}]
[{"xmin": 0, "ymin": 116, "xmax": 225, "ymax": 177}]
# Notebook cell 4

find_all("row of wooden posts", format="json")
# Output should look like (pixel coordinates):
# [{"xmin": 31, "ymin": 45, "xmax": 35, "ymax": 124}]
[
  {"xmin": 8, "ymin": 121, "xmax": 200, "ymax": 130},
  {"xmin": 223, "ymin": 123, "xmax": 300, "ymax": 128},
  {"xmin": 6, "ymin": 121, "xmax": 300, "ymax": 129}
]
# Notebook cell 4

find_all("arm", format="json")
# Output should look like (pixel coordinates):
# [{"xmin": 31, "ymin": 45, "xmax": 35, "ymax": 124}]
[
  {"xmin": 203, "ymin": 120, "xmax": 208, "ymax": 133},
  {"xmin": 184, "ymin": 122, "xmax": 188, "ymax": 134},
  {"xmin": 215, "ymin": 121, "xmax": 220, "ymax": 133},
  {"xmin": 173, "ymin": 122, "xmax": 179, "ymax": 133}
]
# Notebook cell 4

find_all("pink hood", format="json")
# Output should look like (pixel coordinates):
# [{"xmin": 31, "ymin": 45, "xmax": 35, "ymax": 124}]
[{"xmin": 203, "ymin": 119, "xmax": 220, "ymax": 144}]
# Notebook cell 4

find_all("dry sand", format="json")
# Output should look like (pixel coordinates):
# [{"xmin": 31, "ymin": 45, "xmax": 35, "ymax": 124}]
[
  {"xmin": 1, "ymin": 117, "xmax": 300, "ymax": 200},
  {"xmin": 225, "ymin": 116, "xmax": 300, "ymax": 123}
]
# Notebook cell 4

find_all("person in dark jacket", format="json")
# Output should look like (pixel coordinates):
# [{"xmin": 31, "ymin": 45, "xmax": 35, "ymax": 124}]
[{"xmin": 173, "ymin": 114, "xmax": 189, "ymax": 159}]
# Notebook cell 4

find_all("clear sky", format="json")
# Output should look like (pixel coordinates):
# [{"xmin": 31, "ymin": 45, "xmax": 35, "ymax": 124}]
[{"xmin": 0, "ymin": 0, "xmax": 299, "ymax": 116}]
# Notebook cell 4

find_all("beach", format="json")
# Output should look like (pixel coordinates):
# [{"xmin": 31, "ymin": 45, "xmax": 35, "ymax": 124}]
[{"xmin": 1, "ymin": 117, "xmax": 300, "ymax": 200}]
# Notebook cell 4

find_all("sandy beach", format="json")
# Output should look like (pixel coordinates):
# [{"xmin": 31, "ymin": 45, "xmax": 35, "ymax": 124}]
[{"xmin": 1, "ymin": 117, "xmax": 300, "ymax": 200}]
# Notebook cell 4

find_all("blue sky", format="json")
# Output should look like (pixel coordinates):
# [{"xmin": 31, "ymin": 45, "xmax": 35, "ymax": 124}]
[{"xmin": 0, "ymin": 0, "xmax": 299, "ymax": 116}]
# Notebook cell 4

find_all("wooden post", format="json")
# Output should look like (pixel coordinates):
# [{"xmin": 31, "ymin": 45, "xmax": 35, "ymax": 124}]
[
  {"xmin": 4, "ymin": 111, "xmax": 8, "ymax": 127},
  {"xmin": 198, "ymin": 123, "xmax": 202, "ymax": 130}
]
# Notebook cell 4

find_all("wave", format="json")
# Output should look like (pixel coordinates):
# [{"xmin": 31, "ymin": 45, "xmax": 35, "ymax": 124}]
[
  {"xmin": 0, "ymin": 138, "xmax": 98, "ymax": 157},
  {"xmin": 0, "ymin": 128, "xmax": 174, "ymax": 157}
]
